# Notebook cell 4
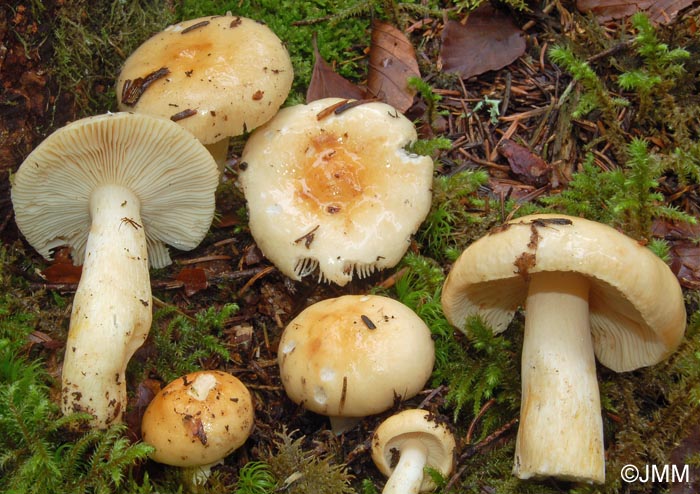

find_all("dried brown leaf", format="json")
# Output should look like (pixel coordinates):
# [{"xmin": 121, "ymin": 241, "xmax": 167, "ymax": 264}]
[
  {"xmin": 576, "ymin": 0, "xmax": 696, "ymax": 23},
  {"xmin": 497, "ymin": 139, "xmax": 552, "ymax": 187},
  {"xmin": 651, "ymin": 219, "xmax": 700, "ymax": 288},
  {"xmin": 175, "ymin": 267, "xmax": 209, "ymax": 296},
  {"xmin": 41, "ymin": 246, "xmax": 82, "ymax": 284},
  {"xmin": 307, "ymin": 35, "xmax": 365, "ymax": 103},
  {"xmin": 367, "ymin": 20, "xmax": 420, "ymax": 112},
  {"xmin": 440, "ymin": 5, "xmax": 526, "ymax": 80}
]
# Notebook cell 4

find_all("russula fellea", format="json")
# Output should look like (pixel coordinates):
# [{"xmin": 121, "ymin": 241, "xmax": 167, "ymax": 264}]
[
  {"xmin": 11, "ymin": 112, "xmax": 219, "ymax": 428},
  {"xmin": 277, "ymin": 294, "xmax": 435, "ymax": 433},
  {"xmin": 141, "ymin": 370, "xmax": 254, "ymax": 482},
  {"xmin": 441, "ymin": 213, "xmax": 687, "ymax": 483},
  {"xmin": 371, "ymin": 409, "xmax": 456, "ymax": 494},
  {"xmin": 239, "ymin": 97, "xmax": 434, "ymax": 286},
  {"xmin": 116, "ymin": 13, "xmax": 293, "ymax": 168}
]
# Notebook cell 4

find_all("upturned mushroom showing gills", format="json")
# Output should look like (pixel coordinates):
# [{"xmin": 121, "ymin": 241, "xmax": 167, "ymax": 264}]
[
  {"xmin": 116, "ymin": 13, "xmax": 293, "ymax": 169},
  {"xmin": 441, "ymin": 214, "xmax": 687, "ymax": 483},
  {"xmin": 11, "ymin": 112, "xmax": 219, "ymax": 428},
  {"xmin": 371, "ymin": 409, "xmax": 456, "ymax": 494},
  {"xmin": 141, "ymin": 370, "xmax": 254, "ymax": 482},
  {"xmin": 239, "ymin": 97, "xmax": 434, "ymax": 286},
  {"xmin": 277, "ymin": 295, "xmax": 435, "ymax": 433}
]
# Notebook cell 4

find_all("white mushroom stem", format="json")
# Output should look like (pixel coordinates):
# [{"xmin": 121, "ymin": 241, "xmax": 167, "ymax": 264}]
[
  {"xmin": 382, "ymin": 438, "xmax": 429, "ymax": 494},
  {"xmin": 514, "ymin": 271, "xmax": 605, "ymax": 483},
  {"xmin": 204, "ymin": 138, "xmax": 229, "ymax": 174},
  {"xmin": 61, "ymin": 184, "xmax": 152, "ymax": 428}
]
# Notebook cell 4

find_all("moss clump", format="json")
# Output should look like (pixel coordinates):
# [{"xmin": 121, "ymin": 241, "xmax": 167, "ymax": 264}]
[{"xmin": 264, "ymin": 428, "xmax": 355, "ymax": 494}]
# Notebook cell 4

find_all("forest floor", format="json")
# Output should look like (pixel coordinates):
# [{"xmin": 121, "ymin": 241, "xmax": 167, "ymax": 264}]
[{"xmin": 2, "ymin": 1, "xmax": 700, "ymax": 493}]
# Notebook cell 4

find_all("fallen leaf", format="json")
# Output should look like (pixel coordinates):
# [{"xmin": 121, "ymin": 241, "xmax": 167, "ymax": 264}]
[
  {"xmin": 440, "ymin": 5, "xmax": 526, "ymax": 80},
  {"xmin": 651, "ymin": 219, "xmax": 700, "ymax": 288},
  {"xmin": 669, "ymin": 420, "xmax": 700, "ymax": 494},
  {"xmin": 41, "ymin": 246, "xmax": 82, "ymax": 284},
  {"xmin": 576, "ymin": 0, "xmax": 696, "ymax": 23},
  {"xmin": 175, "ymin": 267, "xmax": 208, "ymax": 296},
  {"xmin": 497, "ymin": 139, "xmax": 553, "ymax": 187},
  {"xmin": 307, "ymin": 35, "xmax": 365, "ymax": 103},
  {"xmin": 367, "ymin": 20, "xmax": 420, "ymax": 112}
]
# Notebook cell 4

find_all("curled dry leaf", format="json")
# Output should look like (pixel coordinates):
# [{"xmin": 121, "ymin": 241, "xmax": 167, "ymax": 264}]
[
  {"xmin": 652, "ymin": 219, "xmax": 700, "ymax": 289},
  {"xmin": 306, "ymin": 35, "xmax": 365, "ymax": 103},
  {"xmin": 576, "ymin": 0, "xmax": 695, "ymax": 23},
  {"xmin": 497, "ymin": 138, "xmax": 553, "ymax": 187},
  {"xmin": 440, "ymin": 5, "xmax": 526, "ymax": 80},
  {"xmin": 367, "ymin": 20, "xmax": 420, "ymax": 112},
  {"xmin": 41, "ymin": 246, "xmax": 82, "ymax": 284}
]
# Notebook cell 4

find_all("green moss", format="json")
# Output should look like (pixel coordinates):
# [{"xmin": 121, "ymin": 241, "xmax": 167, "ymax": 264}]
[
  {"xmin": 52, "ymin": 0, "xmax": 176, "ymax": 114},
  {"xmin": 264, "ymin": 428, "xmax": 355, "ymax": 494}
]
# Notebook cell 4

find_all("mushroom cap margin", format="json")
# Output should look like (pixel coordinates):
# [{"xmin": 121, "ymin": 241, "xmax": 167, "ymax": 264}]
[{"xmin": 441, "ymin": 213, "xmax": 686, "ymax": 372}]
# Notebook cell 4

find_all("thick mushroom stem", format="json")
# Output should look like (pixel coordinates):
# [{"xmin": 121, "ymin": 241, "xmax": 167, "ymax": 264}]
[
  {"xmin": 381, "ymin": 439, "xmax": 429, "ymax": 494},
  {"xmin": 61, "ymin": 184, "xmax": 152, "ymax": 428},
  {"xmin": 514, "ymin": 271, "xmax": 604, "ymax": 483}
]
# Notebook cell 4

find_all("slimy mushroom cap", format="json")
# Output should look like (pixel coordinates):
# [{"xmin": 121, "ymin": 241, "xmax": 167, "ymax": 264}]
[
  {"xmin": 277, "ymin": 295, "xmax": 435, "ymax": 421},
  {"xmin": 116, "ymin": 14, "xmax": 293, "ymax": 146},
  {"xmin": 239, "ymin": 98, "xmax": 434, "ymax": 285},
  {"xmin": 141, "ymin": 370, "xmax": 254, "ymax": 467}
]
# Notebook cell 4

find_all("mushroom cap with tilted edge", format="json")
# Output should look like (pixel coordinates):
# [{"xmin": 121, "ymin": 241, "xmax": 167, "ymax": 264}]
[
  {"xmin": 441, "ymin": 213, "xmax": 686, "ymax": 483},
  {"xmin": 277, "ymin": 295, "xmax": 435, "ymax": 433},
  {"xmin": 116, "ymin": 13, "xmax": 293, "ymax": 165},
  {"xmin": 11, "ymin": 111, "xmax": 219, "ymax": 269},
  {"xmin": 441, "ymin": 213, "xmax": 686, "ymax": 372},
  {"xmin": 141, "ymin": 370, "xmax": 254, "ymax": 467},
  {"xmin": 371, "ymin": 409, "xmax": 456, "ymax": 493},
  {"xmin": 238, "ymin": 97, "xmax": 434, "ymax": 286}
]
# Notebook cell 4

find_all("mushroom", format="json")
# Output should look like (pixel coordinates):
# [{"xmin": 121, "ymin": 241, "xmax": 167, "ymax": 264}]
[
  {"xmin": 238, "ymin": 97, "xmax": 434, "ymax": 286},
  {"xmin": 141, "ymin": 370, "xmax": 254, "ymax": 483},
  {"xmin": 116, "ymin": 13, "xmax": 293, "ymax": 168},
  {"xmin": 277, "ymin": 294, "xmax": 435, "ymax": 433},
  {"xmin": 371, "ymin": 409, "xmax": 456, "ymax": 494},
  {"xmin": 11, "ymin": 112, "xmax": 219, "ymax": 428},
  {"xmin": 441, "ymin": 213, "xmax": 687, "ymax": 483}
]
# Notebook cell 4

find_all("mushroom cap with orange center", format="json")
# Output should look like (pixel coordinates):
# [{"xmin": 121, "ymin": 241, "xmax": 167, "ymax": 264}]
[
  {"xmin": 116, "ymin": 14, "xmax": 293, "ymax": 145},
  {"xmin": 239, "ymin": 98, "xmax": 434, "ymax": 285}
]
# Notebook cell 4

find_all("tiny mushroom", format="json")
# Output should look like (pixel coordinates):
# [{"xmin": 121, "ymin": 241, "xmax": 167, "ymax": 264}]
[
  {"xmin": 441, "ymin": 213, "xmax": 687, "ymax": 483},
  {"xmin": 371, "ymin": 409, "xmax": 456, "ymax": 494},
  {"xmin": 238, "ymin": 97, "xmax": 434, "ymax": 286},
  {"xmin": 277, "ymin": 294, "xmax": 435, "ymax": 433},
  {"xmin": 141, "ymin": 370, "xmax": 254, "ymax": 483},
  {"xmin": 116, "ymin": 13, "xmax": 293, "ymax": 168},
  {"xmin": 11, "ymin": 112, "xmax": 219, "ymax": 428}
]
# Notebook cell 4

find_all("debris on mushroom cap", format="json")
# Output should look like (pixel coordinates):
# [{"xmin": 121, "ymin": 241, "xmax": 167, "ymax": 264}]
[
  {"xmin": 116, "ymin": 14, "xmax": 293, "ymax": 145},
  {"xmin": 441, "ymin": 213, "xmax": 686, "ymax": 372},
  {"xmin": 239, "ymin": 97, "xmax": 434, "ymax": 286},
  {"xmin": 11, "ymin": 112, "xmax": 219, "ymax": 269},
  {"xmin": 371, "ymin": 409, "xmax": 456, "ymax": 492},
  {"xmin": 277, "ymin": 295, "xmax": 435, "ymax": 420},
  {"xmin": 141, "ymin": 370, "xmax": 254, "ymax": 467}
]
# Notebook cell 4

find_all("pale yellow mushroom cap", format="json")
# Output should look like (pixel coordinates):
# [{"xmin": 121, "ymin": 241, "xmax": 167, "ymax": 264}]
[
  {"xmin": 277, "ymin": 295, "xmax": 435, "ymax": 418},
  {"xmin": 239, "ymin": 98, "xmax": 434, "ymax": 285},
  {"xmin": 116, "ymin": 14, "xmax": 293, "ymax": 145},
  {"xmin": 371, "ymin": 409, "xmax": 456, "ymax": 492},
  {"xmin": 441, "ymin": 213, "xmax": 687, "ymax": 372},
  {"xmin": 141, "ymin": 370, "xmax": 254, "ymax": 467}
]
